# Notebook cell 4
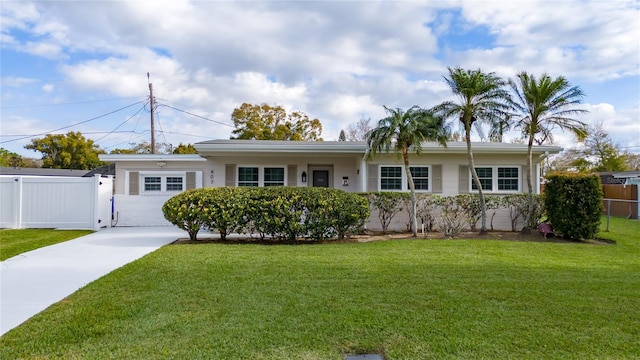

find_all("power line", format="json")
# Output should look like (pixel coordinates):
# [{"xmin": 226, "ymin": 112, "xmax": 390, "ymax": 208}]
[
  {"xmin": 93, "ymin": 102, "xmax": 148, "ymax": 143},
  {"xmin": 158, "ymin": 103, "xmax": 234, "ymax": 127},
  {"xmin": 0, "ymin": 101, "xmax": 146, "ymax": 144},
  {"xmin": 1, "ymin": 96, "xmax": 144, "ymax": 109}
]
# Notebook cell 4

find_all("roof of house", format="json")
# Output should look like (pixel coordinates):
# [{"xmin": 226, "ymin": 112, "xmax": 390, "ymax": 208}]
[
  {"xmin": 193, "ymin": 139, "xmax": 563, "ymax": 155},
  {"xmin": 0, "ymin": 167, "xmax": 91, "ymax": 177},
  {"xmin": 99, "ymin": 154, "xmax": 207, "ymax": 162}
]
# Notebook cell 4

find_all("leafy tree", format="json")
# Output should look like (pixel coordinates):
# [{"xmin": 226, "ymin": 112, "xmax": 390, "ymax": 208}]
[
  {"xmin": 547, "ymin": 149, "xmax": 592, "ymax": 173},
  {"xmin": 509, "ymin": 72, "xmax": 588, "ymax": 231},
  {"xmin": 230, "ymin": 103, "xmax": 322, "ymax": 141},
  {"xmin": 110, "ymin": 141, "xmax": 172, "ymax": 154},
  {"xmin": 172, "ymin": 143, "xmax": 198, "ymax": 154},
  {"xmin": 345, "ymin": 117, "xmax": 373, "ymax": 141},
  {"xmin": 1, "ymin": 148, "xmax": 26, "ymax": 167},
  {"xmin": 25, "ymin": 131, "xmax": 104, "ymax": 170},
  {"xmin": 338, "ymin": 130, "xmax": 346, "ymax": 141},
  {"xmin": 433, "ymin": 67, "xmax": 511, "ymax": 233},
  {"xmin": 581, "ymin": 123, "xmax": 629, "ymax": 172},
  {"xmin": 366, "ymin": 106, "xmax": 449, "ymax": 237}
]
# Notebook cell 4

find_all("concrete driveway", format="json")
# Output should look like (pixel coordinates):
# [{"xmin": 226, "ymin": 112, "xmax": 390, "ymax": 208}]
[{"xmin": 0, "ymin": 226, "xmax": 187, "ymax": 336}]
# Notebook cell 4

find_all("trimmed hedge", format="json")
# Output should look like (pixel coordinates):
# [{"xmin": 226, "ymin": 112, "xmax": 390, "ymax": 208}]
[
  {"xmin": 163, "ymin": 187, "xmax": 370, "ymax": 242},
  {"xmin": 544, "ymin": 173, "xmax": 603, "ymax": 240}
]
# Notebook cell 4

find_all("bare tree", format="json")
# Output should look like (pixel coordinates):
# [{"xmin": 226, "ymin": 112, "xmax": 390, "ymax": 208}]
[{"xmin": 345, "ymin": 117, "xmax": 373, "ymax": 141}]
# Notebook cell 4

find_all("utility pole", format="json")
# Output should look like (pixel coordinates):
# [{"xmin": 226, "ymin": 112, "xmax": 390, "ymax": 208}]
[{"xmin": 148, "ymin": 72, "xmax": 156, "ymax": 154}]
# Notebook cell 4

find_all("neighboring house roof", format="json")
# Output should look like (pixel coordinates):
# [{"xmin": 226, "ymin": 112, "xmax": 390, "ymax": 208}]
[
  {"xmin": 599, "ymin": 171, "xmax": 640, "ymax": 185},
  {"xmin": 83, "ymin": 163, "xmax": 116, "ymax": 177},
  {"xmin": 0, "ymin": 167, "xmax": 91, "ymax": 177},
  {"xmin": 193, "ymin": 140, "xmax": 563, "ymax": 155},
  {"xmin": 612, "ymin": 171, "xmax": 640, "ymax": 179}
]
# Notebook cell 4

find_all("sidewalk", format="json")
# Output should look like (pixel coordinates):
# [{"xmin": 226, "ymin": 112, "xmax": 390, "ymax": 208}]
[{"xmin": 0, "ymin": 226, "xmax": 186, "ymax": 336}]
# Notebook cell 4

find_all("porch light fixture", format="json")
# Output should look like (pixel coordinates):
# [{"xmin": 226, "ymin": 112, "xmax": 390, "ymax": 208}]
[
  {"xmin": 301, "ymin": 171, "xmax": 307, "ymax": 183},
  {"xmin": 157, "ymin": 161, "xmax": 166, "ymax": 168}
]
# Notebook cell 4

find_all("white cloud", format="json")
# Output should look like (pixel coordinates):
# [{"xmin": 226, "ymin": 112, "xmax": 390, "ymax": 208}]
[
  {"xmin": 1, "ymin": 1, "xmax": 638, "ymax": 155},
  {"xmin": 454, "ymin": 0, "xmax": 640, "ymax": 81}
]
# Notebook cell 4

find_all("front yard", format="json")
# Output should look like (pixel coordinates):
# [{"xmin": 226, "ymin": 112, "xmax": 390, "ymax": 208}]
[
  {"xmin": 1, "ymin": 218, "xmax": 638, "ymax": 359},
  {"xmin": 0, "ymin": 229, "xmax": 92, "ymax": 261}
]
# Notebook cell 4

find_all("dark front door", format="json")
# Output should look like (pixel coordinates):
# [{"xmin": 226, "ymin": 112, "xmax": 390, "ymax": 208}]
[{"xmin": 312, "ymin": 170, "xmax": 329, "ymax": 187}]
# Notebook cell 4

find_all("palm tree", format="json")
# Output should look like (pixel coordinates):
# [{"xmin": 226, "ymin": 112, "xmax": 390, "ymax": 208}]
[
  {"xmin": 366, "ymin": 106, "xmax": 449, "ymax": 237},
  {"xmin": 509, "ymin": 72, "xmax": 588, "ymax": 231},
  {"xmin": 433, "ymin": 67, "xmax": 511, "ymax": 233},
  {"xmin": 488, "ymin": 114, "xmax": 513, "ymax": 142}
]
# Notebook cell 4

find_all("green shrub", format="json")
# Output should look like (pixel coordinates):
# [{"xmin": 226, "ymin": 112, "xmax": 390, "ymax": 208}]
[
  {"xmin": 502, "ymin": 194, "xmax": 545, "ymax": 231},
  {"xmin": 303, "ymin": 188, "xmax": 370, "ymax": 240},
  {"xmin": 162, "ymin": 189, "xmax": 209, "ymax": 241},
  {"xmin": 243, "ymin": 187, "xmax": 307, "ymax": 242},
  {"xmin": 485, "ymin": 195, "xmax": 502, "ymax": 231},
  {"xmin": 455, "ymin": 194, "xmax": 483, "ymax": 231},
  {"xmin": 433, "ymin": 195, "xmax": 465, "ymax": 237},
  {"xmin": 544, "ymin": 173, "xmax": 603, "ymax": 240},
  {"xmin": 163, "ymin": 187, "xmax": 370, "ymax": 242},
  {"xmin": 364, "ymin": 192, "xmax": 409, "ymax": 234},
  {"xmin": 200, "ymin": 187, "xmax": 247, "ymax": 241}
]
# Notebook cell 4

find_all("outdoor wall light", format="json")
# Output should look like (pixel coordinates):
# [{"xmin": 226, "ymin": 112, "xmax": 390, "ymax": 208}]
[
  {"xmin": 301, "ymin": 171, "xmax": 307, "ymax": 183},
  {"xmin": 157, "ymin": 161, "xmax": 166, "ymax": 168}
]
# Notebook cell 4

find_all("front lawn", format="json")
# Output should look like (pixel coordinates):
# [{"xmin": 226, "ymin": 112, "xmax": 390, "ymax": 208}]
[
  {"xmin": 0, "ymin": 229, "xmax": 93, "ymax": 261},
  {"xmin": 1, "ymin": 220, "xmax": 638, "ymax": 359}
]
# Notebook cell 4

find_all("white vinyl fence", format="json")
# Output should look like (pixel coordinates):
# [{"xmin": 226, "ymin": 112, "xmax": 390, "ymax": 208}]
[{"xmin": 0, "ymin": 175, "xmax": 113, "ymax": 231}]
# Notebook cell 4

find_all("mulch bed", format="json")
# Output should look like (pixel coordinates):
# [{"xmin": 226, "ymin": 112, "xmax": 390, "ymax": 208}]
[{"xmin": 172, "ymin": 230, "xmax": 614, "ymax": 245}]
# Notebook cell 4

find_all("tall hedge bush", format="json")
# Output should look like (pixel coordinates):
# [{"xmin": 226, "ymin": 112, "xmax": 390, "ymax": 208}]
[
  {"xmin": 544, "ymin": 173, "xmax": 603, "ymax": 240},
  {"xmin": 163, "ymin": 187, "xmax": 369, "ymax": 242},
  {"xmin": 161, "ymin": 189, "xmax": 209, "ymax": 241}
]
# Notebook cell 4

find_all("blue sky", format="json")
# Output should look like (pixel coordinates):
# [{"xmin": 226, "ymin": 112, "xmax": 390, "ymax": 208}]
[{"xmin": 1, "ymin": 0, "xmax": 639, "ymax": 158}]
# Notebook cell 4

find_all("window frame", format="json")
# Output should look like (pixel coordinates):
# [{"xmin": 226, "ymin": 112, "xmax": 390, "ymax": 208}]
[
  {"xmin": 139, "ymin": 171, "xmax": 186, "ymax": 194},
  {"xmin": 378, "ymin": 165, "xmax": 431, "ymax": 192},
  {"xmin": 469, "ymin": 166, "xmax": 521, "ymax": 193},
  {"xmin": 237, "ymin": 165, "xmax": 287, "ymax": 187}
]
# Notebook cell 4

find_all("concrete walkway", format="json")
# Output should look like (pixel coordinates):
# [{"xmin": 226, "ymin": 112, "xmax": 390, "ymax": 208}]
[{"xmin": 0, "ymin": 226, "xmax": 187, "ymax": 336}]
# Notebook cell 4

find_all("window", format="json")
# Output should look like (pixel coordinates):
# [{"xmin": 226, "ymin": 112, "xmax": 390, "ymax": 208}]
[
  {"xmin": 498, "ymin": 167, "xmax": 519, "ymax": 191},
  {"xmin": 264, "ymin": 167, "xmax": 285, "ymax": 186},
  {"xmin": 379, "ymin": 165, "xmax": 430, "ymax": 192},
  {"xmin": 238, "ymin": 166, "xmax": 286, "ymax": 187},
  {"xmin": 144, "ymin": 176, "xmax": 161, "ymax": 191},
  {"xmin": 132, "ymin": 171, "xmax": 199, "ymax": 195},
  {"xmin": 410, "ymin": 166, "xmax": 429, "ymax": 190},
  {"xmin": 470, "ymin": 166, "xmax": 520, "ymax": 192},
  {"xmin": 141, "ymin": 174, "xmax": 186, "ymax": 193},
  {"xmin": 472, "ymin": 167, "xmax": 493, "ymax": 191},
  {"xmin": 238, "ymin": 167, "xmax": 259, "ymax": 187},
  {"xmin": 166, "ymin": 177, "xmax": 183, "ymax": 191},
  {"xmin": 380, "ymin": 166, "xmax": 402, "ymax": 190}
]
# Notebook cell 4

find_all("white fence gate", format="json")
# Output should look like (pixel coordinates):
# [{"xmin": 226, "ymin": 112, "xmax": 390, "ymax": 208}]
[{"xmin": 0, "ymin": 175, "xmax": 113, "ymax": 231}]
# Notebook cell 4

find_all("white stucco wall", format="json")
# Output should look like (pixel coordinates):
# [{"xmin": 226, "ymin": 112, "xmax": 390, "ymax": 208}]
[{"xmin": 112, "ymin": 195, "xmax": 173, "ymax": 227}]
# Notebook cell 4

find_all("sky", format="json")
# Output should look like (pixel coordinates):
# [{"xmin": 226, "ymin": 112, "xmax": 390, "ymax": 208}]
[{"xmin": 1, "ymin": 0, "xmax": 639, "ymax": 158}]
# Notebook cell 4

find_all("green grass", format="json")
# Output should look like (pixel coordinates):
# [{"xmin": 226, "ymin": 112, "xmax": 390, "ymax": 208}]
[
  {"xmin": 0, "ymin": 229, "xmax": 93, "ymax": 261},
  {"xmin": 1, "ymin": 220, "xmax": 639, "ymax": 359}
]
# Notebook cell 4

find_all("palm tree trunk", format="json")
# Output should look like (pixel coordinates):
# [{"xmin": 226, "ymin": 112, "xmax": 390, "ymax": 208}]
[
  {"xmin": 465, "ymin": 128, "xmax": 487, "ymax": 233},
  {"xmin": 523, "ymin": 134, "xmax": 535, "ymax": 232},
  {"xmin": 403, "ymin": 150, "xmax": 418, "ymax": 237}
]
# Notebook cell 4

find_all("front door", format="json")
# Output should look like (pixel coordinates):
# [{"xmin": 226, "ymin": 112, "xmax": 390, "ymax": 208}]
[{"xmin": 312, "ymin": 170, "xmax": 329, "ymax": 188}]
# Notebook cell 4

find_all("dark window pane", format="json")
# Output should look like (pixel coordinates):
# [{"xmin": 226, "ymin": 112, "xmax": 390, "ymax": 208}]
[
  {"xmin": 166, "ymin": 177, "xmax": 183, "ymax": 191},
  {"xmin": 498, "ymin": 167, "xmax": 519, "ymax": 191},
  {"xmin": 381, "ymin": 178, "xmax": 402, "ymax": 190},
  {"xmin": 144, "ymin": 176, "xmax": 161, "ymax": 191},
  {"xmin": 264, "ymin": 167, "xmax": 285, "ymax": 186},
  {"xmin": 238, "ymin": 167, "xmax": 259, "ymax": 186}
]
